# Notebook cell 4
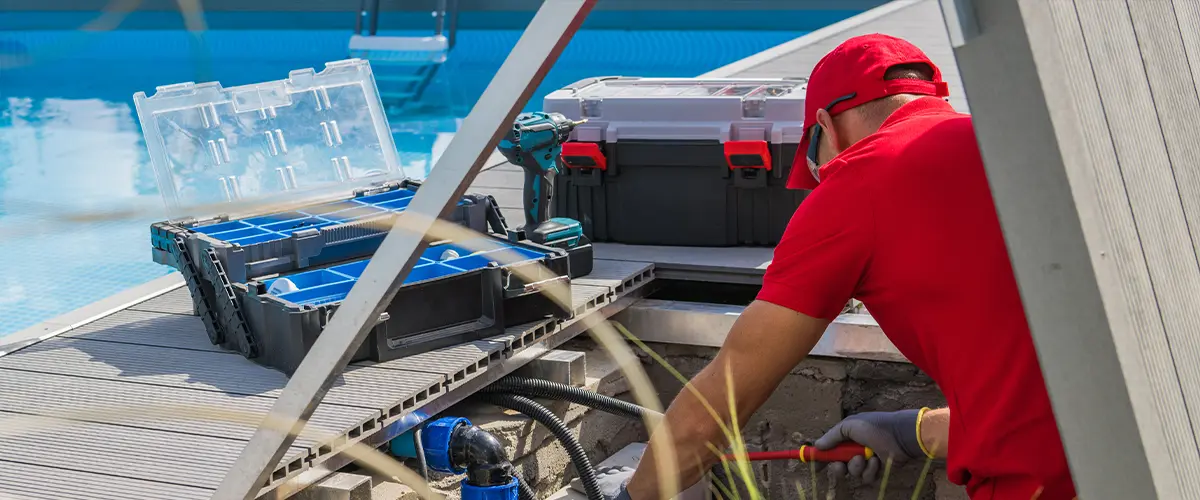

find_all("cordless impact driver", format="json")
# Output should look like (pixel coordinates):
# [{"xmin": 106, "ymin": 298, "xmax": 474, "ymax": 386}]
[{"xmin": 496, "ymin": 112, "xmax": 587, "ymax": 249}]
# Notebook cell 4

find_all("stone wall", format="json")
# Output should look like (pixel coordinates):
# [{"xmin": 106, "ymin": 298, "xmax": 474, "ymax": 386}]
[{"xmin": 636, "ymin": 342, "xmax": 969, "ymax": 500}]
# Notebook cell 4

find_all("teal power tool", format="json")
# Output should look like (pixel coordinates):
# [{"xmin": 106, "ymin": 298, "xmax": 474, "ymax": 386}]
[{"xmin": 497, "ymin": 112, "xmax": 587, "ymax": 249}]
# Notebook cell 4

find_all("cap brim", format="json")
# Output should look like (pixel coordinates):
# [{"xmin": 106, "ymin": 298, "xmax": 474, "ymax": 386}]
[{"xmin": 788, "ymin": 135, "xmax": 820, "ymax": 190}]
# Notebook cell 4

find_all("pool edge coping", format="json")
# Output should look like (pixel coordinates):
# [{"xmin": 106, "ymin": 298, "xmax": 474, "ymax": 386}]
[
  {"xmin": 0, "ymin": 273, "xmax": 185, "ymax": 358},
  {"xmin": 697, "ymin": 0, "xmax": 924, "ymax": 78}
]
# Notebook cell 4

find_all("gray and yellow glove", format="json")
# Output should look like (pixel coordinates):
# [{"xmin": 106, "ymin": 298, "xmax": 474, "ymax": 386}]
[{"xmin": 814, "ymin": 408, "xmax": 937, "ymax": 483}]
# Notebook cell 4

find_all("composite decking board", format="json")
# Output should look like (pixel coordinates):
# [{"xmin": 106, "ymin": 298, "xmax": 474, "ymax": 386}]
[
  {"xmin": 0, "ymin": 338, "xmax": 443, "ymax": 413},
  {"xmin": 128, "ymin": 287, "xmax": 196, "ymax": 316},
  {"xmin": 60, "ymin": 309, "xmax": 224, "ymax": 352},
  {"xmin": 361, "ymin": 339, "xmax": 505, "ymax": 379},
  {"xmin": 0, "ymin": 411, "xmax": 308, "ymax": 490},
  {"xmin": 571, "ymin": 283, "xmax": 612, "ymax": 314},
  {"xmin": 573, "ymin": 260, "xmax": 655, "ymax": 290},
  {"xmin": 0, "ymin": 460, "xmax": 212, "ymax": 500},
  {"xmin": 485, "ymin": 320, "xmax": 556, "ymax": 351},
  {"xmin": 592, "ymin": 243, "xmax": 773, "ymax": 273},
  {"xmin": 0, "ymin": 368, "xmax": 376, "ymax": 451}
]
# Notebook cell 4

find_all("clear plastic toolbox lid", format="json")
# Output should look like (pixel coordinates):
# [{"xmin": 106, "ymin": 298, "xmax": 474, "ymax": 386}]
[{"xmin": 134, "ymin": 59, "xmax": 401, "ymax": 215}]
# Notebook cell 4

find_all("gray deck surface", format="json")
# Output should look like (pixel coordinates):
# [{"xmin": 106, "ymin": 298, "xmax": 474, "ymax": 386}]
[
  {"xmin": 0, "ymin": 259, "xmax": 652, "ymax": 499},
  {"xmin": 0, "ymin": 2, "xmax": 945, "ymax": 498}
]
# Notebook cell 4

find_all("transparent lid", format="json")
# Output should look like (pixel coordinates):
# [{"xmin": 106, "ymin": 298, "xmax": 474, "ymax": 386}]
[
  {"xmin": 573, "ymin": 78, "xmax": 803, "ymax": 99},
  {"xmin": 133, "ymin": 59, "xmax": 401, "ymax": 216}
]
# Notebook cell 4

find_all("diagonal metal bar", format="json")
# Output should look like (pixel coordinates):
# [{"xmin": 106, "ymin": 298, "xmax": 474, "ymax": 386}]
[{"xmin": 211, "ymin": 1, "xmax": 595, "ymax": 498}]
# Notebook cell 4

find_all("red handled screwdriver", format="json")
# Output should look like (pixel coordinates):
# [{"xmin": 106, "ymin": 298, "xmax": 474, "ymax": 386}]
[{"xmin": 724, "ymin": 443, "xmax": 873, "ymax": 463}]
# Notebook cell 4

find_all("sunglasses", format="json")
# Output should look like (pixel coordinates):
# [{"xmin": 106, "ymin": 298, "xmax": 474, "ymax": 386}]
[{"xmin": 805, "ymin": 92, "xmax": 858, "ymax": 180}]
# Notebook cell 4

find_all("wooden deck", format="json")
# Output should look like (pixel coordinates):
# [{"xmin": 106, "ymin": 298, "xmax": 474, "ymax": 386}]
[{"xmin": 0, "ymin": 1, "xmax": 954, "ymax": 497}]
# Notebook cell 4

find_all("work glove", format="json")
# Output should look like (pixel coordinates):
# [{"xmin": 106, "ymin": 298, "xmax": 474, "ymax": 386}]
[
  {"xmin": 813, "ymin": 408, "xmax": 933, "ymax": 483},
  {"xmin": 580, "ymin": 462, "xmax": 633, "ymax": 500}
]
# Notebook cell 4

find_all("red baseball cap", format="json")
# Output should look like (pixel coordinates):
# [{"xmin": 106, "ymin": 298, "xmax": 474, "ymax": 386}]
[{"xmin": 789, "ymin": 33, "xmax": 950, "ymax": 190}]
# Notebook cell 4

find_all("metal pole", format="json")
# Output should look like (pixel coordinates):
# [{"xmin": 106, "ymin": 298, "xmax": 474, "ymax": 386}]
[
  {"xmin": 448, "ymin": 0, "xmax": 459, "ymax": 49},
  {"xmin": 368, "ymin": 0, "xmax": 381, "ymax": 36},
  {"xmin": 355, "ymin": 0, "xmax": 365, "ymax": 35},
  {"xmin": 435, "ymin": 0, "xmax": 447, "ymax": 36},
  {"xmin": 210, "ymin": 1, "xmax": 595, "ymax": 498}
]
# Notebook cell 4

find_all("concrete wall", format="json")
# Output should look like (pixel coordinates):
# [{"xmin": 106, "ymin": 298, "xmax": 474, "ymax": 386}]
[{"xmin": 638, "ymin": 343, "xmax": 968, "ymax": 500}]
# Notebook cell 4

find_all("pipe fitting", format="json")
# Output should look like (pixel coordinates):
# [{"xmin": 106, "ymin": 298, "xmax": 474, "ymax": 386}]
[{"xmin": 392, "ymin": 417, "xmax": 517, "ymax": 488}]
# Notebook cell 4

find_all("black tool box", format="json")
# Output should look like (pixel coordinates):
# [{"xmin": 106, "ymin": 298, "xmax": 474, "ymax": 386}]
[
  {"xmin": 134, "ymin": 59, "xmax": 591, "ymax": 374},
  {"xmin": 235, "ymin": 236, "xmax": 575, "ymax": 375},
  {"xmin": 544, "ymin": 76, "xmax": 809, "ymax": 247}
]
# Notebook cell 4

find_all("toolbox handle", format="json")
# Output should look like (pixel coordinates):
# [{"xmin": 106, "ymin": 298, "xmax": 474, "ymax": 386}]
[
  {"xmin": 724, "ymin": 140, "xmax": 773, "ymax": 171},
  {"xmin": 561, "ymin": 142, "xmax": 607, "ymax": 171},
  {"xmin": 505, "ymin": 275, "xmax": 570, "ymax": 299}
]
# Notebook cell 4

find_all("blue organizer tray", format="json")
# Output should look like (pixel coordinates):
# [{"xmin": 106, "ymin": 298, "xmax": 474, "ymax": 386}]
[
  {"xmin": 186, "ymin": 187, "xmax": 476, "ymax": 247},
  {"xmin": 152, "ymin": 180, "xmax": 505, "ymax": 284},
  {"xmin": 266, "ymin": 239, "xmax": 550, "ymax": 306}
]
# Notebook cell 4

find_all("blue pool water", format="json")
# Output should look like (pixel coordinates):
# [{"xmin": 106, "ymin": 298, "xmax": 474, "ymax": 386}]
[{"xmin": 0, "ymin": 26, "xmax": 815, "ymax": 337}]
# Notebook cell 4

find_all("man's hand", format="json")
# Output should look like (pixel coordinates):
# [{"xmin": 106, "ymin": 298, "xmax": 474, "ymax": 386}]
[
  {"xmin": 624, "ymin": 301, "xmax": 831, "ymax": 500},
  {"xmin": 815, "ymin": 408, "xmax": 946, "ymax": 482}
]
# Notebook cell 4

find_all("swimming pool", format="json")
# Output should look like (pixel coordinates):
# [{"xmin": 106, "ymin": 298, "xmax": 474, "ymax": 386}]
[{"xmin": 0, "ymin": 25, "xmax": 819, "ymax": 337}]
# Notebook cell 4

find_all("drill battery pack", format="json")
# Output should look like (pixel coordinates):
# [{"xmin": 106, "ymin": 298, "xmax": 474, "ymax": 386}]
[{"xmin": 544, "ymin": 76, "xmax": 809, "ymax": 247}]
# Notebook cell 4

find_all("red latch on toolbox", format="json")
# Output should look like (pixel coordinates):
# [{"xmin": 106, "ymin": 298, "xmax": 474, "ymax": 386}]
[
  {"xmin": 560, "ymin": 142, "xmax": 607, "ymax": 171},
  {"xmin": 724, "ymin": 140, "xmax": 772, "ymax": 170}
]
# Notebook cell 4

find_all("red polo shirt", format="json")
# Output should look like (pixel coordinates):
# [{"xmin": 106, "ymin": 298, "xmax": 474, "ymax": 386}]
[{"xmin": 757, "ymin": 97, "xmax": 1076, "ymax": 499}]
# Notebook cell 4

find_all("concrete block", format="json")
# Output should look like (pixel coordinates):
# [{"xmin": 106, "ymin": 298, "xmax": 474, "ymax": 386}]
[
  {"xmin": 514, "ymin": 349, "xmax": 587, "ymax": 387},
  {"xmin": 293, "ymin": 472, "xmax": 372, "ymax": 500}
]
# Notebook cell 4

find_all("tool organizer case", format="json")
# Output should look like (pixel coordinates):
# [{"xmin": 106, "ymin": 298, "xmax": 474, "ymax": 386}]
[
  {"xmin": 150, "ymin": 179, "xmax": 504, "ymax": 284},
  {"xmin": 544, "ymin": 76, "xmax": 809, "ymax": 247},
  {"xmin": 134, "ymin": 59, "xmax": 582, "ymax": 372},
  {"xmin": 237, "ymin": 236, "xmax": 573, "ymax": 375}
]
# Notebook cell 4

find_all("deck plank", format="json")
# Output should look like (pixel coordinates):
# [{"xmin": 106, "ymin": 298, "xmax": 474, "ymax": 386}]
[
  {"xmin": 593, "ymin": 243, "xmax": 772, "ymax": 273},
  {"xmin": 60, "ymin": 309, "xmax": 223, "ymax": 352},
  {"xmin": 0, "ymin": 338, "xmax": 443, "ymax": 413},
  {"xmin": 0, "ymin": 368, "xmax": 375, "ymax": 452},
  {"xmin": 0, "ymin": 411, "xmax": 308, "ymax": 490},
  {"xmin": 0, "ymin": 460, "xmax": 212, "ymax": 500},
  {"xmin": 573, "ymin": 259, "xmax": 654, "ymax": 291},
  {"xmin": 129, "ymin": 287, "xmax": 196, "ymax": 316}
]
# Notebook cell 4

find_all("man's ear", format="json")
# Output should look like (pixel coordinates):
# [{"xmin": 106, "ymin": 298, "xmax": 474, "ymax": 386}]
[{"xmin": 815, "ymin": 109, "xmax": 840, "ymax": 157}]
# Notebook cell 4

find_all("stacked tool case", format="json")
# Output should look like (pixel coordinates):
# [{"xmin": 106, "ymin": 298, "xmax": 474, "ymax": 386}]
[
  {"xmin": 545, "ymin": 76, "xmax": 809, "ymax": 247},
  {"xmin": 134, "ymin": 59, "xmax": 589, "ymax": 374},
  {"xmin": 237, "ymin": 236, "xmax": 573, "ymax": 375}
]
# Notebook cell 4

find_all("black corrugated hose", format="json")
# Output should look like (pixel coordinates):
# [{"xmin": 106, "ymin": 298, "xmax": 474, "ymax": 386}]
[
  {"xmin": 482, "ymin": 376, "xmax": 662, "ymax": 422},
  {"xmin": 517, "ymin": 478, "xmax": 537, "ymax": 500},
  {"xmin": 479, "ymin": 393, "xmax": 603, "ymax": 500}
]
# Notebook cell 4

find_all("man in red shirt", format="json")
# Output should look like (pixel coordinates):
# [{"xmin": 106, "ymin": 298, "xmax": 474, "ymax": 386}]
[{"xmin": 621, "ymin": 34, "xmax": 1077, "ymax": 500}]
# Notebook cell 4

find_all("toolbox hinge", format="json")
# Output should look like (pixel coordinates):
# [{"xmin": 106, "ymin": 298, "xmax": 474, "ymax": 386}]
[
  {"xmin": 198, "ymin": 247, "xmax": 260, "ymax": 358},
  {"xmin": 171, "ymin": 237, "xmax": 227, "ymax": 345}
]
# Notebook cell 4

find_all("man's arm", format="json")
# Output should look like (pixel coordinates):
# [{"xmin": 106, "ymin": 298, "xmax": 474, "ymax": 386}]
[{"xmin": 624, "ymin": 300, "xmax": 831, "ymax": 500}]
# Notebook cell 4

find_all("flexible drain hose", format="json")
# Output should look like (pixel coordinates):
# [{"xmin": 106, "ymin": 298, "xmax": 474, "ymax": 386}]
[
  {"xmin": 480, "ymin": 393, "xmax": 603, "ymax": 500},
  {"xmin": 518, "ymin": 478, "xmax": 537, "ymax": 500},
  {"xmin": 483, "ymin": 376, "xmax": 662, "ymax": 422}
]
